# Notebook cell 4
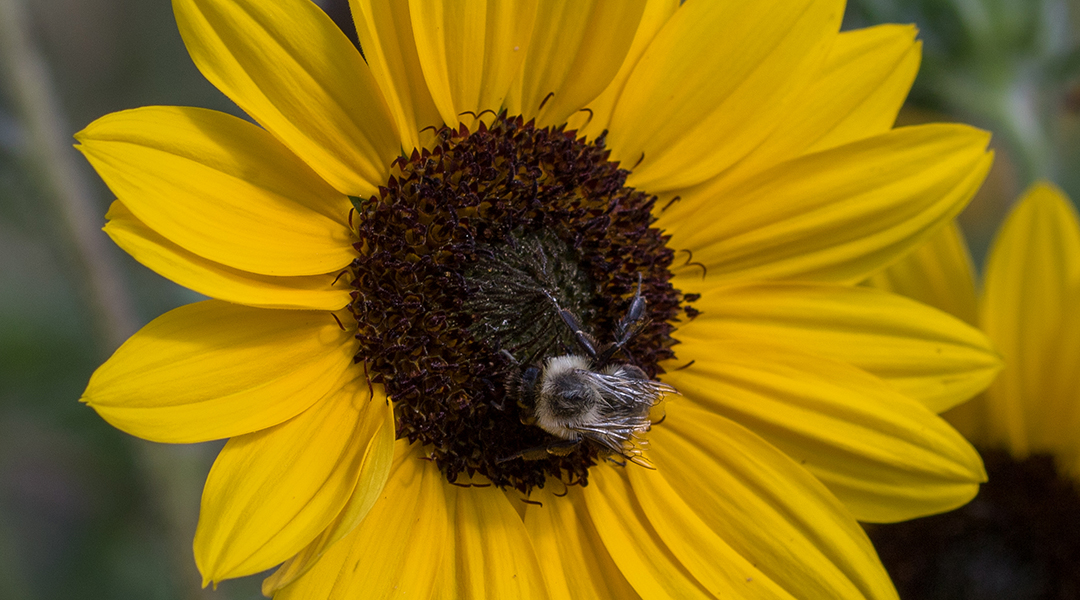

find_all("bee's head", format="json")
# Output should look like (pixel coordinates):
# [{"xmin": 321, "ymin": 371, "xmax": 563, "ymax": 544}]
[
  {"xmin": 540, "ymin": 355, "xmax": 598, "ymax": 409},
  {"xmin": 532, "ymin": 355, "xmax": 601, "ymax": 434}
]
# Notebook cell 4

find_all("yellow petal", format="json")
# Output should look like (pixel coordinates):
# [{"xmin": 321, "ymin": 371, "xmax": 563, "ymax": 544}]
[
  {"xmin": 350, "ymin": 0, "xmax": 443, "ymax": 152},
  {"xmin": 173, "ymin": 0, "xmax": 399, "ymax": 195},
  {"xmin": 1040, "ymin": 283, "xmax": 1080, "ymax": 475},
  {"xmin": 661, "ymin": 124, "xmax": 993, "ymax": 285},
  {"xmin": 977, "ymin": 181, "xmax": 1080, "ymax": 456},
  {"xmin": 409, "ymin": 0, "xmax": 537, "ymax": 127},
  {"xmin": 611, "ymin": 0, "xmax": 843, "ymax": 193},
  {"xmin": 445, "ymin": 483, "xmax": 549, "ymax": 599},
  {"xmin": 664, "ymin": 339, "xmax": 985, "ymax": 522},
  {"xmin": 568, "ymin": 0, "xmax": 680, "ymax": 140},
  {"xmin": 865, "ymin": 221, "xmax": 979, "ymax": 326},
  {"xmin": 195, "ymin": 374, "xmax": 392, "ymax": 583},
  {"xmin": 523, "ymin": 487, "xmax": 640, "ymax": 600},
  {"xmin": 104, "ymin": 201, "xmax": 351, "ymax": 311},
  {"xmin": 273, "ymin": 441, "xmax": 448, "ymax": 600},
  {"xmin": 712, "ymin": 24, "xmax": 922, "ymax": 190},
  {"xmin": 77, "ymin": 106, "xmax": 355, "ymax": 276},
  {"xmin": 803, "ymin": 25, "xmax": 921, "ymax": 154},
  {"xmin": 584, "ymin": 465, "xmax": 741, "ymax": 599},
  {"xmin": 81, "ymin": 300, "xmax": 355, "ymax": 443},
  {"xmin": 625, "ymin": 403, "xmax": 899, "ymax": 600},
  {"xmin": 681, "ymin": 282, "xmax": 1000, "ymax": 413},
  {"xmin": 505, "ymin": 1, "xmax": 645, "ymax": 128},
  {"xmin": 261, "ymin": 397, "xmax": 395, "ymax": 594}
]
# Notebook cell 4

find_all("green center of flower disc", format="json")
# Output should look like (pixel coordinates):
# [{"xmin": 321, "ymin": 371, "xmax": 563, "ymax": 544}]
[{"xmin": 346, "ymin": 113, "xmax": 697, "ymax": 492}]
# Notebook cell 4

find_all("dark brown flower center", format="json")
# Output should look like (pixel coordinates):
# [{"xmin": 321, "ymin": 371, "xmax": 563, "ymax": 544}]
[
  {"xmin": 345, "ymin": 113, "xmax": 697, "ymax": 492},
  {"xmin": 868, "ymin": 449, "xmax": 1080, "ymax": 598}
]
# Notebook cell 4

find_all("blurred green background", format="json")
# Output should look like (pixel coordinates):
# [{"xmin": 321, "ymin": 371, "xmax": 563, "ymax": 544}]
[{"xmin": 0, "ymin": 1, "xmax": 1078, "ymax": 599}]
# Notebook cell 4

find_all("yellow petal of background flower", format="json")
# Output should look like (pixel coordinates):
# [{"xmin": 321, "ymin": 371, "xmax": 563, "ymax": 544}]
[
  {"xmin": 624, "ymin": 403, "xmax": 899, "ymax": 600},
  {"xmin": 505, "ymin": 0, "xmax": 645, "ymax": 128},
  {"xmin": 274, "ymin": 441, "xmax": 448, "ymax": 600},
  {"xmin": 76, "ymin": 106, "xmax": 355, "ymax": 276},
  {"xmin": 442, "ymin": 483, "xmax": 549, "ymax": 599},
  {"xmin": 1042, "ymin": 286, "xmax": 1080, "ymax": 479},
  {"xmin": 81, "ymin": 300, "xmax": 355, "ymax": 443},
  {"xmin": 865, "ymin": 221, "xmax": 979, "ymax": 326},
  {"xmin": 351, "ymin": 0, "xmax": 443, "ymax": 152},
  {"xmin": 195, "ymin": 375, "xmax": 392, "ymax": 583},
  {"xmin": 976, "ymin": 182, "xmax": 1080, "ymax": 456},
  {"xmin": 661, "ymin": 124, "xmax": 992, "ymax": 286},
  {"xmin": 261, "ymin": 397, "xmax": 395, "ymax": 595},
  {"xmin": 611, "ymin": 0, "xmax": 843, "ymax": 193},
  {"xmin": 173, "ymin": 0, "xmax": 399, "ymax": 195},
  {"xmin": 682, "ymin": 283, "xmax": 1000, "ymax": 413},
  {"xmin": 523, "ymin": 487, "xmax": 640, "ymax": 600},
  {"xmin": 665, "ymin": 339, "xmax": 985, "ymax": 522},
  {"xmin": 409, "ymin": 0, "xmax": 537, "ymax": 126},
  {"xmin": 567, "ymin": 0, "xmax": 679, "ymax": 140},
  {"xmin": 104, "ymin": 201, "xmax": 351, "ymax": 311}
]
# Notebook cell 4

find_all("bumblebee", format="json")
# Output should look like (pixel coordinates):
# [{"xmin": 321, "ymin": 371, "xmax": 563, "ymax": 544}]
[{"xmin": 503, "ymin": 278, "xmax": 674, "ymax": 465}]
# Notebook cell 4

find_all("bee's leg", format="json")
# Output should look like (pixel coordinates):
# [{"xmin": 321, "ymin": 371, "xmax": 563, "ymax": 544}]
[
  {"xmin": 499, "ymin": 348, "xmax": 520, "ymax": 366},
  {"xmin": 600, "ymin": 274, "xmax": 647, "ymax": 363},
  {"xmin": 616, "ymin": 274, "xmax": 646, "ymax": 342},
  {"xmin": 544, "ymin": 290, "xmax": 600, "ymax": 358},
  {"xmin": 544, "ymin": 439, "xmax": 581, "ymax": 457},
  {"xmin": 559, "ymin": 309, "xmax": 599, "ymax": 358},
  {"xmin": 516, "ymin": 365, "xmax": 541, "ymax": 421},
  {"xmin": 493, "ymin": 349, "xmax": 520, "ymax": 412},
  {"xmin": 497, "ymin": 446, "xmax": 550, "ymax": 463},
  {"xmin": 619, "ymin": 274, "xmax": 647, "ymax": 335},
  {"xmin": 497, "ymin": 439, "xmax": 581, "ymax": 463}
]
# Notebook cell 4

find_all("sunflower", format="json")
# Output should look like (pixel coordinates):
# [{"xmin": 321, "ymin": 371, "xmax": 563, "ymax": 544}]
[
  {"xmin": 78, "ymin": 0, "xmax": 1000, "ymax": 598},
  {"xmin": 871, "ymin": 182, "xmax": 1080, "ymax": 479},
  {"xmin": 866, "ymin": 183, "xmax": 1080, "ymax": 595}
]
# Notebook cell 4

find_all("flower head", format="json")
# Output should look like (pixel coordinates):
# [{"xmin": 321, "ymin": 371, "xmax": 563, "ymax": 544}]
[
  {"xmin": 873, "ymin": 181, "xmax": 1080, "ymax": 477},
  {"xmin": 78, "ymin": 0, "xmax": 1000, "ymax": 597},
  {"xmin": 867, "ymin": 182, "xmax": 1080, "ymax": 598}
]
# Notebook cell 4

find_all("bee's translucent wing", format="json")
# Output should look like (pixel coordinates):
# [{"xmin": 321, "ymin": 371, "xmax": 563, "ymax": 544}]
[{"xmin": 568, "ymin": 370, "xmax": 674, "ymax": 457}]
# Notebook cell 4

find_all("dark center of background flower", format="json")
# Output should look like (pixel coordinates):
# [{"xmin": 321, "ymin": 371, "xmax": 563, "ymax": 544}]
[
  {"xmin": 867, "ymin": 449, "xmax": 1080, "ymax": 599},
  {"xmin": 345, "ymin": 113, "xmax": 697, "ymax": 492}
]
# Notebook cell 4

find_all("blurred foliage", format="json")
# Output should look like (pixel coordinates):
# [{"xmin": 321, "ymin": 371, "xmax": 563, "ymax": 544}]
[
  {"xmin": 1, "ymin": 0, "xmax": 1078, "ymax": 599},
  {"xmin": 846, "ymin": 0, "xmax": 1080, "ymax": 261},
  {"xmin": 0, "ymin": 0, "xmax": 254, "ymax": 598}
]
